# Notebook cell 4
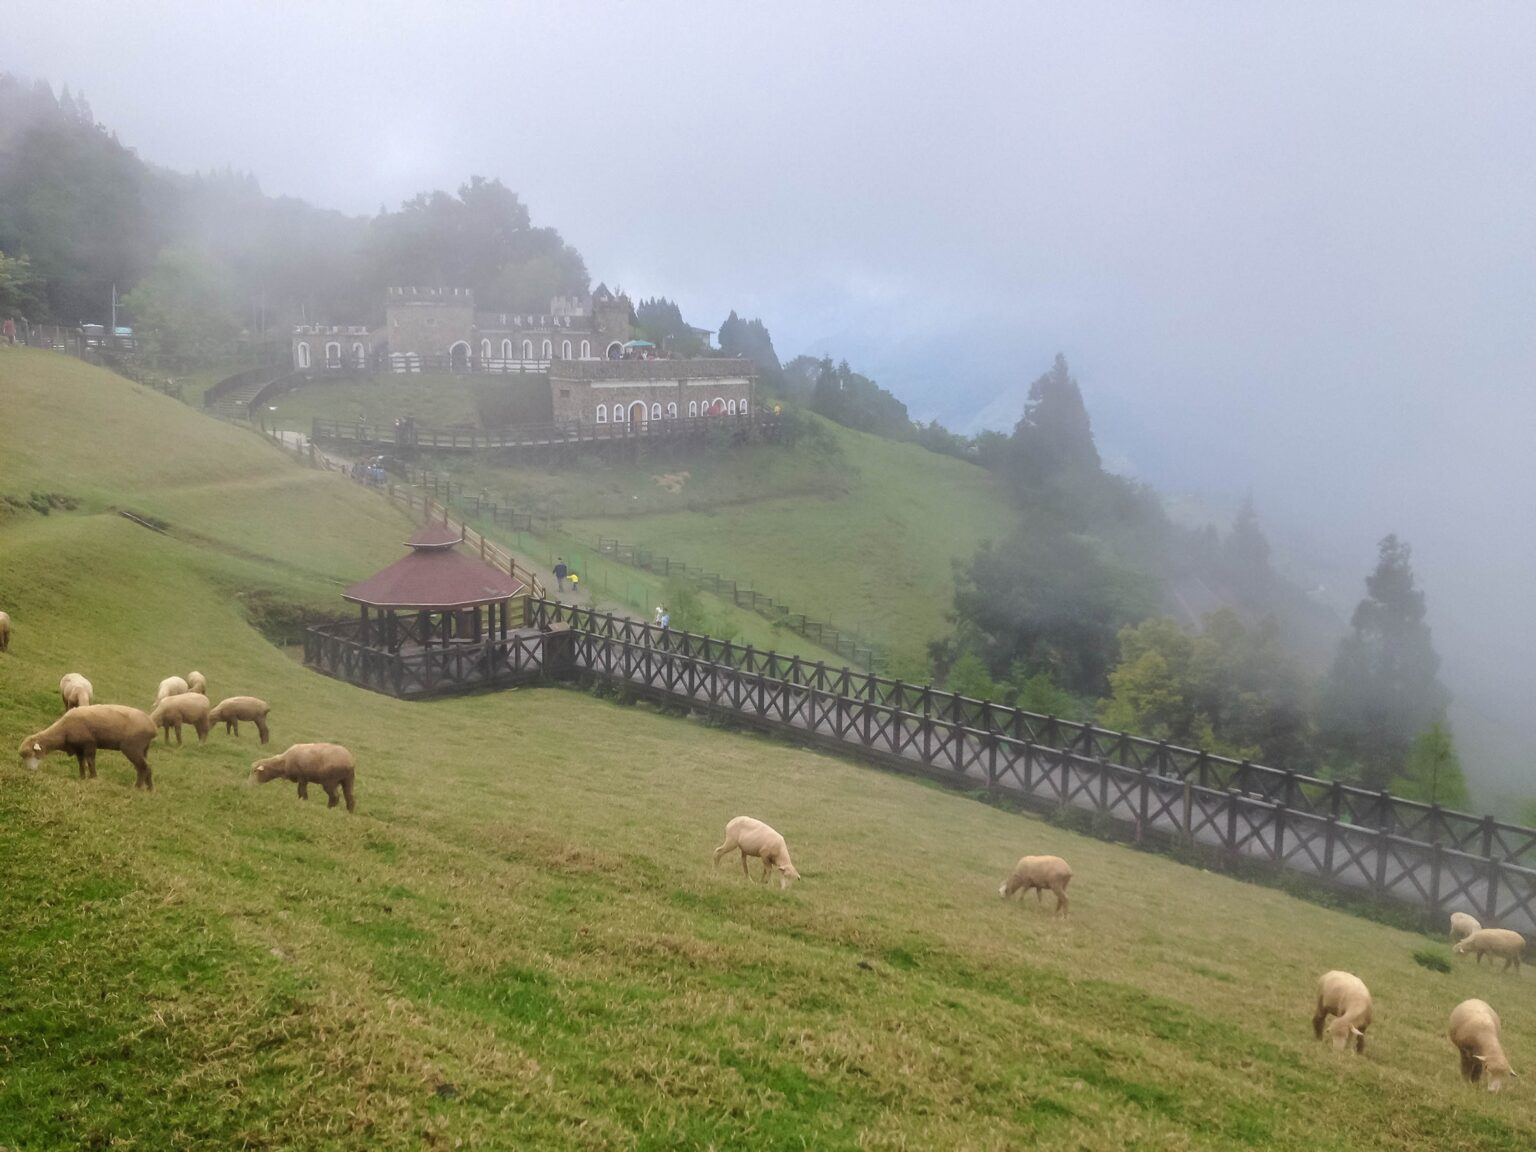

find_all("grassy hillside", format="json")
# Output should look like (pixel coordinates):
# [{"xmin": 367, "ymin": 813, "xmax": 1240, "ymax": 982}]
[
  {"xmin": 452, "ymin": 418, "xmax": 1010, "ymax": 677},
  {"xmin": 1, "ymin": 347, "xmax": 1533, "ymax": 1150}
]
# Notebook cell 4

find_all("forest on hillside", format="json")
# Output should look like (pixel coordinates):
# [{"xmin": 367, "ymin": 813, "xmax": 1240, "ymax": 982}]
[{"xmin": 0, "ymin": 70, "xmax": 1495, "ymax": 814}]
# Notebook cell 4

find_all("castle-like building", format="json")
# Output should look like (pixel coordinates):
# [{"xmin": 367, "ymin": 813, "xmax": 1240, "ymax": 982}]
[
  {"xmin": 291, "ymin": 284, "xmax": 636, "ymax": 373},
  {"xmin": 290, "ymin": 286, "xmax": 753, "ymax": 429}
]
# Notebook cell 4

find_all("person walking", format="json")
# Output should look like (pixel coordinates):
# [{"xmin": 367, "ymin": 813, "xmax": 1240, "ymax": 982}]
[{"xmin": 553, "ymin": 557, "xmax": 569, "ymax": 591}]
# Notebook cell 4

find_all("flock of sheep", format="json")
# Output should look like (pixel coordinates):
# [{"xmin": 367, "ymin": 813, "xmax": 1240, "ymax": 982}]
[
  {"xmin": 7, "ymin": 628, "xmax": 357, "ymax": 810},
  {"xmin": 2, "ymin": 606, "xmax": 1527, "ymax": 1100},
  {"xmin": 1314, "ymin": 912, "xmax": 1526, "ymax": 1092}
]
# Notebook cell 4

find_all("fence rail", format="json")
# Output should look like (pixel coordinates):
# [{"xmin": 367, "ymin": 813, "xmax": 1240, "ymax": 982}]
[
  {"xmin": 518, "ymin": 599, "xmax": 1536, "ymax": 930},
  {"xmin": 309, "ymin": 412, "xmax": 776, "ymax": 453}
]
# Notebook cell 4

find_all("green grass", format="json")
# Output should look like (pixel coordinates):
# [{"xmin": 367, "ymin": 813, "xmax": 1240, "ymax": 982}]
[
  {"xmin": 263, "ymin": 373, "xmax": 539, "ymax": 432},
  {"xmin": 449, "ymin": 418, "xmax": 1012, "ymax": 677},
  {"xmin": 1, "ymin": 346, "xmax": 1533, "ymax": 1149}
]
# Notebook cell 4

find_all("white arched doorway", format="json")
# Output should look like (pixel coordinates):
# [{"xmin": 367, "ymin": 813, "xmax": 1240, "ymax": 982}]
[
  {"xmin": 353, "ymin": 342, "xmax": 366, "ymax": 368},
  {"xmin": 296, "ymin": 342, "xmax": 311, "ymax": 369},
  {"xmin": 325, "ymin": 341, "xmax": 341, "ymax": 367},
  {"xmin": 606, "ymin": 341, "xmax": 623, "ymax": 360},
  {"xmin": 628, "ymin": 401, "xmax": 648, "ymax": 429},
  {"xmin": 449, "ymin": 341, "xmax": 471, "ymax": 372}
]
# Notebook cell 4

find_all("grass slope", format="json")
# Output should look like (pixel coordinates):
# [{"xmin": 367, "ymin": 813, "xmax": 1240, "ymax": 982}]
[{"xmin": 0, "ymin": 347, "xmax": 1532, "ymax": 1149}]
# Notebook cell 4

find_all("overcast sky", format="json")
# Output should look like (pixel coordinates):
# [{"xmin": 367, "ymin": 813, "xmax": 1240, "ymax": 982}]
[{"xmin": 6, "ymin": 2, "xmax": 1535, "ymax": 795}]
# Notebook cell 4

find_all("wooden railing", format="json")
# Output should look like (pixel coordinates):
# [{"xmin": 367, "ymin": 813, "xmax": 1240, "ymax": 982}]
[
  {"xmin": 304, "ymin": 619, "xmax": 546, "ymax": 699},
  {"xmin": 520, "ymin": 599, "xmax": 1536, "ymax": 931},
  {"xmin": 309, "ymin": 411, "xmax": 776, "ymax": 453}
]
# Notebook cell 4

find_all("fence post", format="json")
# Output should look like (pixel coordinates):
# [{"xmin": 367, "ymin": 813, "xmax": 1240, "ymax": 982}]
[
  {"xmin": 1182, "ymin": 777, "xmax": 1194, "ymax": 843},
  {"xmin": 1484, "ymin": 858, "xmax": 1502, "ymax": 924},
  {"xmin": 1225, "ymin": 790, "xmax": 1240, "ymax": 863},
  {"xmin": 1429, "ymin": 842, "xmax": 1444, "ymax": 915},
  {"xmin": 1374, "ymin": 830, "xmax": 1390, "ymax": 895},
  {"xmin": 1323, "ymin": 816, "xmax": 1337, "ymax": 878},
  {"xmin": 1136, "ymin": 767, "xmax": 1150, "ymax": 843}
]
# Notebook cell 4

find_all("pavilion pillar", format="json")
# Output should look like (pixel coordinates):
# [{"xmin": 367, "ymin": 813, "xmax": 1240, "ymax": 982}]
[
  {"xmin": 359, "ymin": 604, "xmax": 370, "ymax": 647},
  {"xmin": 386, "ymin": 611, "xmax": 398, "ymax": 652}
]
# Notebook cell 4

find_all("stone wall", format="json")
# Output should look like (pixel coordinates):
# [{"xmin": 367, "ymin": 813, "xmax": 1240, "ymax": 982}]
[{"xmin": 384, "ymin": 288, "xmax": 475, "ymax": 358}]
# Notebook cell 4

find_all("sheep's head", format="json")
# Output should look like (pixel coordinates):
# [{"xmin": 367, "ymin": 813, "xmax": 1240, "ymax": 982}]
[
  {"xmin": 778, "ymin": 862, "xmax": 801, "ymax": 890},
  {"xmin": 250, "ymin": 757, "xmax": 280, "ymax": 784},
  {"xmin": 1326, "ymin": 1018, "xmax": 1364, "ymax": 1053},
  {"xmin": 1453, "ymin": 940, "xmax": 1471, "ymax": 955},
  {"xmin": 18, "ymin": 737, "xmax": 43, "ymax": 771},
  {"xmin": 1476, "ymin": 1055, "xmax": 1518, "ymax": 1092}
]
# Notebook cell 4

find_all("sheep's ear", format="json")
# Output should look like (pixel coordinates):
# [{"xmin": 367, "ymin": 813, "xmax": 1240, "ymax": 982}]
[
  {"xmin": 1472, "ymin": 1054, "xmax": 1488, "ymax": 1063},
  {"xmin": 1351, "ymin": 1026, "xmax": 1364, "ymax": 1038},
  {"xmin": 31, "ymin": 742, "xmax": 41, "ymax": 752}
]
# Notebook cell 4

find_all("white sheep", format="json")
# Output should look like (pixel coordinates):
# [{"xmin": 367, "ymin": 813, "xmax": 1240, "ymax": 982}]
[
  {"xmin": 1449, "ymin": 911, "xmax": 1482, "ymax": 945},
  {"xmin": 1312, "ymin": 970, "xmax": 1373, "ymax": 1053},
  {"xmin": 1453, "ymin": 928, "xmax": 1527, "ymax": 974},
  {"xmin": 712, "ymin": 816, "xmax": 800, "ymax": 889},
  {"xmin": 186, "ymin": 670, "xmax": 207, "ymax": 696},
  {"xmin": 148, "ymin": 692, "xmax": 212, "ymax": 746},
  {"xmin": 251, "ymin": 743, "xmax": 356, "ymax": 811},
  {"xmin": 1449, "ymin": 998, "xmax": 1519, "ymax": 1092},
  {"xmin": 207, "ymin": 696, "xmax": 271, "ymax": 744},
  {"xmin": 0, "ymin": 609, "xmax": 10, "ymax": 652},
  {"xmin": 153, "ymin": 676, "xmax": 189, "ymax": 706},
  {"xmin": 999, "ymin": 854, "xmax": 1073, "ymax": 916},
  {"xmin": 59, "ymin": 672, "xmax": 93, "ymax": 712}
]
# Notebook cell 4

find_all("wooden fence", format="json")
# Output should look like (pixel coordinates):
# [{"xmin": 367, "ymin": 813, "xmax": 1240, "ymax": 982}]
[
  {"xmin": 303, "ymin": 618, "xmax": 548, "ymax": 699},
  {"xmin": 309, "ymin": 412, "xmax": 777, "ymax": 454},
  {"xmin": 518, "ymin": 599, "xmax": 1536, "ymax": 932}
]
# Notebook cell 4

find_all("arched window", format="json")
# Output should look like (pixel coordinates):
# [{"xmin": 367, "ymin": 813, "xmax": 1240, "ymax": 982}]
[
  {"xmin": 522, "ymin": 339, "xmax": 533, "ymax": 360},
  {"xmin": 606, "ymin": 341, "xmax": 623, "ymax": 360},
  {"xmin": 561, "ymin": 339, "xmax": 572, "ymax": 359},
  {"xmin": 501, "ymin": 339, "xmax": 512, "ymax": 359},
  {"xmin": 296, "ymin": 342, "xmax": 311, "ymax": 369},
  {"xmin": 613, "ymin": 403, "xmax": 626, "ymax": 423},
  {"xmin": 542, "ymin": 339, "xmax": 552, "ymax": 358},
  {"xmin": 688, "ymin": 400, "xmax": 698, "ymax": 417},
  {"xmin": 740, "ymin": 398, "xmax": 749, "ymax": 415},
  {"xmin": 727, "ymin": 399, "xmax": 738, "ymax": 415},
  {"xmin": 651, "ymin": 403, "xmax": 662, "ymax": 421},
  {"xmin": 353, "ymin": 342, "xmax": 366, "ymax": 367},
  {"xmin": 325, "ymin": 341, "xmax": 341, "ymax": 366},
  {"xmin": 581, "ymin": 339, "xmax": 590, "ymax": 359},
  {"xmin": 712, "ymin": 397, "xmax": 726, "ymax": 415},
  {"xmin": 595, "ymin": 404, "xmax": 607, "ymax": 424},
  {"xmin": 480, "ymin": 339, "xmax": 491, "ymax": 360},
  {"xmin": 666, "ymin": 402, "xmax": 677, "ymax": 418}
]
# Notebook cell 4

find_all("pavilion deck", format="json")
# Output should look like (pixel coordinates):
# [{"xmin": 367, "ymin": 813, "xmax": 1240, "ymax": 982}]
[{"xmin": 303, "ymin": 616, "xmax": 564, "ymax": 699}]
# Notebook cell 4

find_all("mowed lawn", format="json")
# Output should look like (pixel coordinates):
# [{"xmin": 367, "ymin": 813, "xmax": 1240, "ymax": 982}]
[{"xmin": 1, "ymin": 349, "xmax": 1533, "ymax": 1150}]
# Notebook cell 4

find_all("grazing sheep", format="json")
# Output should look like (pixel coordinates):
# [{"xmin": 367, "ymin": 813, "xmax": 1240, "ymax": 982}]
[
  {"xmin": 1453, "ymin": 928, "xmax": 1527, "ymax": 973},
  {"xmin": 18, "ymin": 704, "xmax": 156, "ymax": 789},
  {"xmin": 186, "ymin": 670, "xmax": 207, "ymax": 696},
  {"xmin": 207, "ymin": 696, "xmax": 271, "ymax": 744},
  {"xmin": 148, "ymin": 691, "xmax": 212, "ymax": 746},
  {"xmin": 153, "ymin": 676, "xmax": 189, "ymax": 706},
  {"xmin": 1449, "ymin": 999, "xmax": 1519, "ymax": 1092},
  {"xmin": 251, "ymin": 743, "xmax": 355, "ymax": 811},
  {"xmin": 712, "ymin": 816, "xmax": 800, "ymax": 889},
  {"xmin": 0, "ymin": 610, "xmax": 10, "ymax": 652},
  {"xmin": 1450, "ymin": 911, "xmax": 1482, "ymax": 945},
  {"xmin": 999, "ymin": 854, "xmax": 1073, "ymax": 916},
  {"xmin": 59, "ymin": 672, "xmax": 93, "ymax": 712},
  {"xmin": 1312, "ymin": 970, "xmax": 1373, "ymax": 1054}
]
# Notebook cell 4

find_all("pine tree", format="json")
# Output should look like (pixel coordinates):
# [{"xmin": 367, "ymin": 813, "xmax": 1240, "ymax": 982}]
[
  {"xmin": 1005, "ymin": 354, "xmax": 1101, "ymax": 516},
  {"xmin": 1319, "ymin": 535, "xmax": 1450, "ymax": 789}
]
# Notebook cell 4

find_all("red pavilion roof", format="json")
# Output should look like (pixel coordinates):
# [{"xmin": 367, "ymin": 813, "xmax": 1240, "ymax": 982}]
[
  {"xmin": 405, "ymin": 523, "xmax": 464, "ymax": 549},
  {"xmin": 344, "ymin": 536, "xmax": 526, "ymax": 610}
]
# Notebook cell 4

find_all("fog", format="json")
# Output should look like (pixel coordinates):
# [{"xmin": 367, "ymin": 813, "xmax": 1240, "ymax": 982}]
[{"xmin": 6, "ymin": 2, "xmax": 1534, "ymax": 794}]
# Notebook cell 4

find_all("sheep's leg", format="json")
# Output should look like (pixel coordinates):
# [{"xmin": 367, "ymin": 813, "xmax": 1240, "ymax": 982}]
[
  {"xmin": 1054, "ymin": 888, "xmax": 1069, "ymax": 918},
  {"xmin": 127, "ymin": 748, "xmax": 152, "ymax": 791},
  {"xmin": 742, "ymin": 853, "xmax": 752, "ymax": 880},
  {"xmin": 1035, "ymin": 887, "xmax": 1044, "ymax": 905},
  {"xmin": 323, "ymin": 782, "xmax": 340, "ymax": 808},
  {"xmin": 75, "ymin": 747, "xmax": 89, "ymax": 779},
  {"xmin": 1354, "ymin": 1028, "xmax": 1366, "ymax": 1055},
  {"xmin": 196, "ymin": 722, "xmax": 209, "ymax": 744},
  {"xmin": 297, "ymin": 780, "xmax": 309, "ymax": 800},
  {"xmin": 712, "ymin": 841, "xmax": 736, "ymax": 869},
  {"xmin": 255, "ymin": 717, "xmax": 269, "ymax": 745},
  {"xmin": 228, "ymin": 719, "xmax": 238, "ymax": 735},
  {"xmin": 341, "ymin": 777, "xmax": 355, "ymax": 812},
  {"xmin": 86, "ymin": 748, "xmax": 97, "ymax": 778},
  {"xmin": 1312, "ymin": 1008, "xmax": 1327, "ymax": 1041},
  {"xmin": 760, "ymin": 858, "xmax": 774, "ymax": 884}
]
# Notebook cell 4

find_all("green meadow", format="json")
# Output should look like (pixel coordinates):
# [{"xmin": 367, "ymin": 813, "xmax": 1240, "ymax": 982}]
[{"xmin": 1, "ymin": 347, "xmax": 1531, "ymax": 1150}]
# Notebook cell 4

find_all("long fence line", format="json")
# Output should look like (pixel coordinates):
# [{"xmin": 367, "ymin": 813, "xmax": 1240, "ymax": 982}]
[
  {"xmin": 308, "ymin": 412, "xmax": 778, "ymax": 455},
  {"xmin": 593, "ymin": 536, "xmax": 886, "ymax": 673},
  {"xmin": 513, "ymin": 600, "xmax": 1536, "ymax": 932}
]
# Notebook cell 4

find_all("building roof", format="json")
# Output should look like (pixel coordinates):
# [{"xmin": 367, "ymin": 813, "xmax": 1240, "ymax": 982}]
[
  {"xmin": 344, "ymin": 534, "xmax": 526, "ymax": 610},
  {"xmin": 406, "ymin": 523, "xmax": 464, "ymax": 549}
]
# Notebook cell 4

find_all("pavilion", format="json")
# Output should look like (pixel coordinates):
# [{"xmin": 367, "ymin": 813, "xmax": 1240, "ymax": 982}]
[{"xmin": 342, "ymin": 523, "xmax": 527, "ymax": 652}]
